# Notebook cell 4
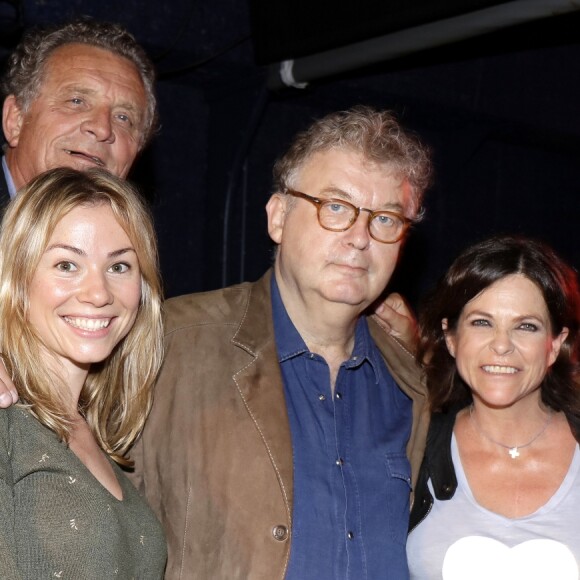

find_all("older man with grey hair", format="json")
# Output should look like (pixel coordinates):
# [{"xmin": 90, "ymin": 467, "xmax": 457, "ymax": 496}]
[{"xmin": 1, "ymin": 19, "xmax": 157, "ymax": 205}]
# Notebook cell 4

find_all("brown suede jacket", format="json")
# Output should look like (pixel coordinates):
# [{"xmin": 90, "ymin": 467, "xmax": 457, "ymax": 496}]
[{"xmin": 129, "ymin": 270, "xmax": 429, "ymax": 580}]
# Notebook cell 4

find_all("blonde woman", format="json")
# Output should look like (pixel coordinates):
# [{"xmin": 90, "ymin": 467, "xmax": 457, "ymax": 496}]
[{"xmin": 0, "ymin": 168, "xmax": 166, "ymax": 578}]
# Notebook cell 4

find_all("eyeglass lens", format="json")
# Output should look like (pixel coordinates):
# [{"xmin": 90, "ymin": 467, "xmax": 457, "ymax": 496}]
[{"xmin": 318, "ymin": 200, "xmax": 404, "ymax": 242}]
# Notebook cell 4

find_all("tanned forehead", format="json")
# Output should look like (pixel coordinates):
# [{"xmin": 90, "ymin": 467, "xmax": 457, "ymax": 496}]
[{"xmin": 45, "ymin": 43, "xmax": 141, "ymax": 80}]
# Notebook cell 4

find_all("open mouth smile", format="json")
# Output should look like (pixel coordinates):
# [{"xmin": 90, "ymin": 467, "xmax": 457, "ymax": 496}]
[
  {"xmin": 63, "ymin": 316, "xmax": 112, "ymax": 331},
  {"xmin": 481, "ymin": 365, "xmax": 519, "ymax": 374}
]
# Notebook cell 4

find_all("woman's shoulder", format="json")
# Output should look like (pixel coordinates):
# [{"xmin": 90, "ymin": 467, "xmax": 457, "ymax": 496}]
[
  {"xmin": 0, "ymin": 406, "xmax": 24, "ymax": 483},
  {"xmin": 0, "ymin": 404, "xmax": 33, "ymax": 428},
  {"xmin": 0, "ymin": 406, "xmax": 57, "ymax": 463},
  {"xmin": 0, "ymin": 406, "xmax": 36, "ymax": 450},
  {"xmin": 0, "ymin": 405, "xmax": 22, "ymax": 439}
]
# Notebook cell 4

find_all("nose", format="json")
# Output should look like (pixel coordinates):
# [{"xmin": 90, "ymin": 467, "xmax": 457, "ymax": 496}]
[
  {"xmin": 80, "ymin": 107, "xmax": 116, "ymax": 144},
  {"xmin": 489, "ymin": 329, "xmax": 514, "ymax": 355},
  {"xmin": 78, "ymin": 269, "xmax": 114, "ymax": 307},
  {"xmin": 344, "ymin": 210, "xmax": 371, "ymax": 250}
]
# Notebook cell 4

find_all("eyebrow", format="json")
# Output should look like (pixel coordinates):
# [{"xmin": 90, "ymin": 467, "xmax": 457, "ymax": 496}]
[
  {"xmin": 45, "ymin": 244, "xmax": 136, "ymax": 258},
  {"xmin": 465, "ymin": 309, "xmax": 546, "ymax": 323},
  {"xmin": 319, "ymin": 187, "xmax": 405, "ymax": 213}
]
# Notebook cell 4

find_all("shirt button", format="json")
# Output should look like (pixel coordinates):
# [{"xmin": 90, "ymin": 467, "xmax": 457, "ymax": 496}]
[
  {"xmin": 335, "ymin": 392, "xmax": 342, "ymax": 400},
  {"xmin": 309, "ymin": 353, "xmax": 315, "ymax": 359},
  {"xmin": 318, "ymin": 394, "xmax": 326, "ymax": 401},
  {"xmin": 272, "ymin": 525, "xmax": 288, "ymax": 542},
  {"xmin": 347, "ymin": 531, "xmax": 354, "ymax": 540},
  {"xmin": 336, "ymin": 458, "xmax": 344, "ymax": 466}
]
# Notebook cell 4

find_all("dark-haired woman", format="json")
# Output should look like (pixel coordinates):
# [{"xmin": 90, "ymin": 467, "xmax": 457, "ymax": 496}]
[{"xmin": 407, "ymin": 235, "xmax": 580, "ymax": 580}]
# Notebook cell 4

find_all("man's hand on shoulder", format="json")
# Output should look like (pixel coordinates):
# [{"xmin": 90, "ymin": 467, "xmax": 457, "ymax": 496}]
[
  {"xmin": 372, "ymin": 293, "xmax": 419, "ymax": 356},
  {"xmin": 0, "ymin": 358, "xmax": 18, "ymax": 408}
]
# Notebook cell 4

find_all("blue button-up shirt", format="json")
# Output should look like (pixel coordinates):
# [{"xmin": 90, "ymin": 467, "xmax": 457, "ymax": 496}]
[{"xmin": 271, "ymin": 277, "xmax": 413, "ymax": 580}]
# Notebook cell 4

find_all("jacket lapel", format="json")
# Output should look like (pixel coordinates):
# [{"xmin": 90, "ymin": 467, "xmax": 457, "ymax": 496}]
[{"xmin": 231, "ymin": 270, "xmax": 294, "ymax": 520}]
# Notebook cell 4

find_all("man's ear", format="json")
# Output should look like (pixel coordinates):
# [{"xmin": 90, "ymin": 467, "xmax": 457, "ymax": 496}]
[
  {"xmin": 2, "ymin": 95, "xmax": 24, "ymax": 147},
  {"xmin": 266, "ymin": 193, "xmax": 288, "ymax": 244},
  {"xmin": 442, "ymin": 318, "xmax": 456, "ymax": 358}
]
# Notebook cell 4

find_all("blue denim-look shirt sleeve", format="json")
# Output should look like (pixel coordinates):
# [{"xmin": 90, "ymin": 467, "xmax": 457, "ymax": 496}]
[
  {"xmin": 271, "ymin": 275, "xmax": 413, "ymax": 580},
  {"xmin": 2, "ymin": 156, "xmax": 17, "ymax": 199}
]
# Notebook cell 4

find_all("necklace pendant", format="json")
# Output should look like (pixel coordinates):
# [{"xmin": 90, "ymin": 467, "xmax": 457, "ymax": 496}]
[{"xmin": 509, "ymin": 447, "xmax": 520, "ymax": 459}]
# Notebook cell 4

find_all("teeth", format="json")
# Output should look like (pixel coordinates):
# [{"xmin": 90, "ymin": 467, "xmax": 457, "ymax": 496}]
[
  {"xmin": 64, "ymin": 317, "xmax": 111, "ymax": 331},
  {"xmin": 65, "ymin": 150, "xmax": 104, "ymax": 166},
  {"xmin": 89, "ymin": 155, "xmax": 104, "ymax": 166},
  {"xmin": 482, "ymin": 365, "xmax": 518, "ymax": 374}
]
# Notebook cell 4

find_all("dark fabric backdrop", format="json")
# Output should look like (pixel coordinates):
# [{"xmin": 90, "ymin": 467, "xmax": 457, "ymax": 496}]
[{"xmin": 1, "ymin": 0, "xmax": 578, "ymax": 308}]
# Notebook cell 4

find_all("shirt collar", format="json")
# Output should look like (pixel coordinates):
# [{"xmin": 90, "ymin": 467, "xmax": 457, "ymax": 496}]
[
  {"xmin": 271, "ymin": 274, "xmax": 309, "ymax": 361},
  {"xmin": 2, "ymin": 156, "xmax": 17, "ymax": 199},
  {"xmin": 270, "ymin": 274, "xmax": 382, "ymax": 383}
]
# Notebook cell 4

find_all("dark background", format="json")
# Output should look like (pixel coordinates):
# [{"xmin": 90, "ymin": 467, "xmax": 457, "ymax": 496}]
[{"xmin": 1, "ymin": 0, "xmax": 579, "ymax": 309}]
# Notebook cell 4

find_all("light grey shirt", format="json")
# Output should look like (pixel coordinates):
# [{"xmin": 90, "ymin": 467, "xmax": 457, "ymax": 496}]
[{"xmin": 407, "ymin": 435, "xmax": 580, "ymax": 580}]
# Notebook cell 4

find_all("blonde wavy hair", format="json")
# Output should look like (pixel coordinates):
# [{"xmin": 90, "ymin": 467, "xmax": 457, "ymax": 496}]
[{"xmin": 0, "ymin": 167, "xmax": 163, "ymax": 466}]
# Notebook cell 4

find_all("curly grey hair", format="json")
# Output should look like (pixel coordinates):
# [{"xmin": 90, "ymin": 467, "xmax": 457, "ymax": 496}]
[{"xmin": 272, "ymin": 106, "xmax": 432, "ymax": 220}]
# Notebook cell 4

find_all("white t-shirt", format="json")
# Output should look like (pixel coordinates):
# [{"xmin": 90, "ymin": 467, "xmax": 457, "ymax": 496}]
[{"xmin": 407, "ymin": 435, "xmax": 580, "ymax": 580}]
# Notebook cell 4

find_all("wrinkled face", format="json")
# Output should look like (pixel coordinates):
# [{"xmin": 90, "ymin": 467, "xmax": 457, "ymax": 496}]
[
  {"xmin": 266, "ymin": 148, "xmax": 413, "ymax": 314},
  {"xmin": 2, "ymin": 43, "xmax": 148, "ymax": 189},
  {"xmin": 28, "ymin": 204, "xmax": 142, "ymax": 377},
  {"xmin": 444, "ymin": 274, "xmax": 568, "ymax": 409}
]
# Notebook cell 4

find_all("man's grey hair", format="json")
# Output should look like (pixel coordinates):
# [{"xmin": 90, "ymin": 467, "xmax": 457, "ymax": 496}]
[
  {"xmin": 272, "ymin": 106, "xmax": 432, "ymax": 220},
  {"xmin": 1, "ymin": 19, "xmax": 157, "ymax": 148}
]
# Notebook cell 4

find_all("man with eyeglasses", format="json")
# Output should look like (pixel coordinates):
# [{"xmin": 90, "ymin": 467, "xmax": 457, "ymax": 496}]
[{"xmin": 131, "ymin": 106, "xmax": 432, "ymax": 579}]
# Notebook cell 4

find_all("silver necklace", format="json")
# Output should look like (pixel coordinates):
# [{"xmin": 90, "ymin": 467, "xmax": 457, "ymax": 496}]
[{"xmin": 469, "ymin": 405, "xmax": 552, "ymax": 459}]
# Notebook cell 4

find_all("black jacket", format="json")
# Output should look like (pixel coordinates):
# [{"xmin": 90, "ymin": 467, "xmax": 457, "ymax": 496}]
[
  {"xmin": 408, "ymin": 405, "xmax": 464, "ymax": 533},
  {"xmin": 409, "ymin": 403, "xmax": 580, "ymax": 533}
]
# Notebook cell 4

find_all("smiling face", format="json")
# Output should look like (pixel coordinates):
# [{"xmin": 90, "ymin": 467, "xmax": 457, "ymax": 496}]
[
  {"xmin": 266, "ymin": 148, "xmax": 412, "ymax": 315},
  {"xmin": 2, "ymin": 43, "xmax": 147, "ymax": 189},
  {"xmin": 444, "ymin": 274, "xmax": 568, "ymax": 410},
  {"xmin": 27, "ymin": 203, "xmax": 142, "ymax": 378}
]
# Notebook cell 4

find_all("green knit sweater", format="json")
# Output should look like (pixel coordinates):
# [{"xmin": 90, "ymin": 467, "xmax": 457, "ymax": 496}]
[{"xmin": 0, "ymin": 406, "xmax": 167, "ymax": 579}]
